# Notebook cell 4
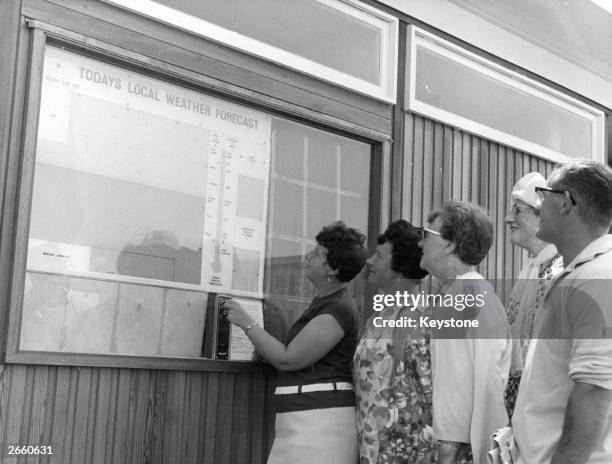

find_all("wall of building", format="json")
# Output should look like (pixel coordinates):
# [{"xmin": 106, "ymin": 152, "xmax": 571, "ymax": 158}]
[
  {"xmin": 0, "ymin": 1, "xmax": 593, "ymax": 463},
  {"xmin": 0, "ymin": 2, "xmax": 391, "ymax": 463},
  {"xmin": 400, "ymin": 113, "xmax": 554, "ymax": 303},
  {"xmin": 377, "ymin": 0, "xmax": 612, "ymax": 111},
  {"xmin": 0, "ymin": 364, "xmax": 271, "ymax": 463}
]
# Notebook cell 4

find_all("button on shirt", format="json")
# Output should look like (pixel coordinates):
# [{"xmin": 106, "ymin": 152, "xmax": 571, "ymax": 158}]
[{"xmin": 513, "ymin": 234, "xmax": 612, "ymax": 464}]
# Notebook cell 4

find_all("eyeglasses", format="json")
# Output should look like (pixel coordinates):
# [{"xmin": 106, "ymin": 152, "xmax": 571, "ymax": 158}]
[
  {"xmin": 420, "ymin": 227, "xmax": 441, "ymax": 241},
  {"xmin": 534, "ymin": 186, "xmax": 576, "ymax": 205},
  {"xmin": 509, "ymin": 204, "xmax": 533, "ymax": 216}
]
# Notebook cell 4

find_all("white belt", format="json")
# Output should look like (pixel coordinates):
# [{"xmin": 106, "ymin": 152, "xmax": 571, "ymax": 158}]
[{"xmin": 274, "ymin": 382, "xmax": 353, "ymax": 395}]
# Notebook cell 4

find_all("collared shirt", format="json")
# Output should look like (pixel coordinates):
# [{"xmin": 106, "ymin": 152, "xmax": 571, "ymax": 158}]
[{"xmin": 513, "ymin": 234, "xmax": 612, "ymax": 464}]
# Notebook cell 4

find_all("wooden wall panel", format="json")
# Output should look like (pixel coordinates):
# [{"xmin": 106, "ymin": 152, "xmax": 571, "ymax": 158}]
[
  {"xmin": 0, "ymin": 2, "xmax": 565, "ymax": 464},
  {"xmin": 401, "ymin": 113, "xmax": 555, "ymax": 300},
  {"xmin": 248, "ymin": 374, "xmax": 267, "ymax": 463},
  {"xmin": 0, "ymin": 364, "xmax": 272, "ymax": 463},
  {"xmin": 0, "ymin": 0, "xmax": 26, "ymax": 358},
  {"xmin": 0, "ymin": 8, "xmax": 283, "ymax": 460}
]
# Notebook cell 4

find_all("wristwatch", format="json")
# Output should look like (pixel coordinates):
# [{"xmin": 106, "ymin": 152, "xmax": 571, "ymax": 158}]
[{"xmin": 243, "ymin": 322, "xmax": 260, "ymax": 333}]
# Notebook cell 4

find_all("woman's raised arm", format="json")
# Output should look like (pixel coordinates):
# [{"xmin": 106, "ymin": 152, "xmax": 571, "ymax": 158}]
[{"xmin": 225, "ymin": 299, "xmax": 344, "ymax": 371}]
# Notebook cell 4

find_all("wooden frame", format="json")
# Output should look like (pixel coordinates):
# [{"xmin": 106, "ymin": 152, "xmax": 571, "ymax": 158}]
[
  {"xmin": 406, "ymin": 25, "xmax": 606, "ymax": 164},
  {"xmin": 4, "ymin": 20, "xmax": 390, "ymax": 371},
  {"xmin": 101, "ymin": 0, "xmax": 399, "ymax": 103}
]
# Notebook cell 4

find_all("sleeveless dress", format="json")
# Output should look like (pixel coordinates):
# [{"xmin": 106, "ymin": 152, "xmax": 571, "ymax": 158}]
[
  {"xmin": 353, "ymin": 306, "xmax": 436, "ymax": 463},
  {"xmin": 268, "ymin": 287, "xmax": 359, "ymax": 464}
]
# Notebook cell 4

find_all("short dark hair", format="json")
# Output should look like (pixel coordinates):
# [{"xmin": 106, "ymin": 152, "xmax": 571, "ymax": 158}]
[
  {"xmin": 428, "ymin": 201, "xmax": 493, "ymax": 266},
  {"xmin": 550, "ymin": 160, "xmax": 612, "ymax": 228},
  {"xmin": 316, "ymin": 221, "xmax": 367, "ymax": 282},
  {"xmin": 377, "ymin": 220, "xmax": 428, "ymax": 279}
]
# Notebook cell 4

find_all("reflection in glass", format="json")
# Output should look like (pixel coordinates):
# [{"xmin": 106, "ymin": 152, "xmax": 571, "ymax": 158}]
[
  {"xmin": 19, "ymin": 272, "xmax": 206, "ymax": 356},
  {"xmin": 264, "ymin": 119, "xmax": 371, "ymax": 338},
  {"xmin": 415, "ymin": 46, "xmax": 592, "ymax": 159},
  {"xmin": 158, "ymin": 0, "xmax": 382, "ymax": 84},
  {"xmin": 31, "ymin": 90, "xmax": 207, "ymax": 284},
  {"xmin": 21, "ymin": 46, "xmax": 372, "ymax": 358}
]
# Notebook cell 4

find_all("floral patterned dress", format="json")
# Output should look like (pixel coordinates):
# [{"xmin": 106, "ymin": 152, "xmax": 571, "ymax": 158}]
[{"xmin": 353, "ymin": 307, "xmax": 435, "ymax": 463}]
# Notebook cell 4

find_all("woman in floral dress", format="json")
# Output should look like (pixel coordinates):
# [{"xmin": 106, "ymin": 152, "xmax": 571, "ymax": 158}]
[{"xmin": 353, "ymin": 220, "xmax": 435, "ymax": 463}]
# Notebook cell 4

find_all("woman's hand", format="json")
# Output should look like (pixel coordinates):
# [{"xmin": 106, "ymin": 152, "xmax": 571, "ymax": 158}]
[{"xmin": 224, "ymin": 299, "xmax": 254, "ymax": 330}]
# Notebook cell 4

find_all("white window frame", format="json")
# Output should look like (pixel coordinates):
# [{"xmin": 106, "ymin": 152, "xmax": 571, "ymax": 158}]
[
  {"xmin": 406, "ymin": 26, "xmax": 605, "ymax": 163},
  {"xmin": 102, "ymin": 0, "xmax": 398, "ymax": 103}
]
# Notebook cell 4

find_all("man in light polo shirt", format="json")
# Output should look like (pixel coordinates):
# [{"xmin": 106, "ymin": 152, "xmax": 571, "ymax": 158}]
[{"xmin": 513, "ymin": 160, "xmax": 612, "ymax": 464}]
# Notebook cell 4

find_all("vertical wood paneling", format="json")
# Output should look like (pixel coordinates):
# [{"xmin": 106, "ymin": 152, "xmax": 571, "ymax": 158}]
[
  {"xmin": 72, "ymin": 367, "xmax": 94, "ymax": 464},
  {"xmin": 409, "ymin": 115, "xmax": 424, "ymax": 224},
  {"xmin": 486, "ymin": 144, "xmax": 498, "ymax": 280},
  {"xmin": 49, "ymin": 367, "xmax": 70, "ymax": 460},
  {"xmin": 390, "ymin": 21, "xmax": 408, "ymax": 220},
  {"xmin": 231, "ymin": 372, "xmax": 251, "ymax": 463},
  {"xmin": 0, "ymin": 0, "xmax": 21, "ymax": 207},
  {"xmin": 4, "ymin": 366, "xmax": 26, "ymax": 448},
  {"xmin": 469, "ymin": 138, "xmax": 480, "ymax": 202},
  {"xmin": 105, "ymin": 369, "xmax": 121, "ymax": 464},
  {"xmin": 92, "ymin": 369, "xmax": 112, "ymax": 464},
  {"xmin": 21, "ymin": 367, "xmax": 36, "ymax": 449},
  {"xmin": 28, "ymin": 366, "xmax": 50, "ymax": 447},
  {"xmin": 433, "ymin": 123, "xmax": 445, "ymax": 209},
  {"xmin": 151, "ymin": 370, "xmax": 168, "ymax": 464},
  {"xmin": 422, "ymin": 118, "xmax": 435, "ymax": 222},
  {"xmin": 441, "ymin": 126, "xmax": 453, "ymax": 201},
  {"xmin": 0, "ymin": 364, "xmax": 272, "ymax": 463},
  {"xmin": 215, "ymin": 373, "xmax": 235, "ymax": 463},
  {"xmin": 112, "ymin": 369, "xmax": 132, "ymax": 463},
  {"xmin": 0, "ymin": 0, "xmax": 26, "ymax": 358},
  {"xmin": 451, "ymin": 129, "xmax": 463, "ymax": 199},
  {"xmin": 402, "ymin": 115, "xmax": 415, "ymax": 221},
  {"xmin": 402, "ymin": 112, "xmax": 554, "ymax": 285},
  {"xmin": 478, "ymin": 139, "xmax": 490, "ymax": 278},
  {"xmin": 494, "ymin": 146, "xmax": 506, "ymax": 294},
  {"xmin": 0, "ymin": 0, "xmax": 27, "ymax": 358},
  {"xmin": 183, "ymin": 372, "xmax": 202, "ymax": 462},
  {"xmin": 162, "ymin": 370, "xmax": 185, "ymax": 463},
  {"xmin": 249, "ymin": 374, "xmax": 268, "ymax": 463},
  {"xmin": 202, "ymin": 373, "xmax": 220, "ymax": 464},
  {"xmin": 128, "ymin": 369, "xmax": 152, "ymax": 464},
  {"xmin": 503, "ymin": 149, "xmax": 517, "ymax": 300}
]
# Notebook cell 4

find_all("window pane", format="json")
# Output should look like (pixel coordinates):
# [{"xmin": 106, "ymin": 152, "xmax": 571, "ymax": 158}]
[
  {"xmin": 264, "ymin": 119, "xmax": 371, "ymax": 336},
  {"xmin": 414, "ymin": 43, "xmax": 595, "ymax": 159},
  {"xmin": 158, "ymin": 0, "xmax": 382, "ymax": 84},
  {"xmin": 21, "ymin": 45, "xmax": 372, "ymax": 357},
  {"xmin": 32, "ymin": 97, "xmax": 208, "ymax": 284},
  {"xmin": 30, "ymin": 45, "xmax": 271, "ymax": 294},
  {"xmin": 20, "ymin": 272, "xmax": 207, "ymax": 356},
  {"xmin": 22, "ymin": 45, "xmax": 272, "ymax": 356}
]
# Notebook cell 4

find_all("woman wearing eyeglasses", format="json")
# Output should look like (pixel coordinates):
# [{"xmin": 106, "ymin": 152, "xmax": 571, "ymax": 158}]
[
  {"xmin": 225, "ymin": 221, "xmax": 367, "ymax": 464},
  {"xmin": 353, "ymin": 220, "xmax": 435, "ymax": 463},
  {"xmin": 503, "ymin": 173, "xmax": 563, "ymax": 417}
]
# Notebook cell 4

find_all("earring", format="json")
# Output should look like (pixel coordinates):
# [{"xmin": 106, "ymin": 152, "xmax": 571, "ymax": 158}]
[{"xmin": 327, "ymin": 275, "xmax": 331, "ymax": 282}]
